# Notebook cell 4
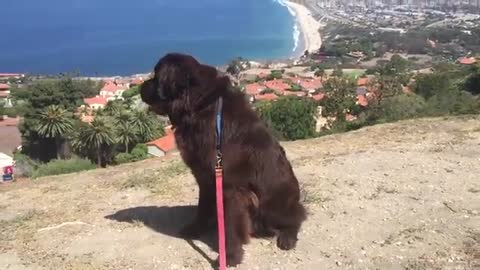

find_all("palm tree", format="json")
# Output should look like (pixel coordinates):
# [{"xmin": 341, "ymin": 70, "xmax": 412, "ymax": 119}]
[
  {"xmin": 102, "ymin": 100, "xmax": 126, "ymax": 117},
  {"xmin": 36, "ymin": 105, "xmax": 74, "ymax": 159},
  {"xmin": 115, "ymin": 122, "xmax": 138, "ymax": 153},
  {"xmin": 72, "ymin": 118, "xmax": 115, "ymax": 167},
  {"xmin": 130, "ymin": 110, "xmax": 164, "ymax": 143}
]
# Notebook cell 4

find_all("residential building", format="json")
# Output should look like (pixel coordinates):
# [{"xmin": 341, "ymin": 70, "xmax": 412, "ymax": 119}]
[
  {"xmin": 0, "ymin": 116, "xmax": 21, "ymax": 156},
  {"xmin": 298, "ymin": 78, "xmax": 323, "ymax": 93},
  {"xmin": 244, "ymin": 83, "xmax": 265, "ymax": 96},
  {"xmin": 146, "ymin": 126, "xmax": 176, "ymax": 157},
  {"xmin": 99, "ymin": 81, "xmax": 127, "ymax": 101},
  {"xmin": 458, "ymin": 57, "xmax": 477, "ymax": 65},
  {"xmin": 130, "ymin": 78, "xmax": 144, "ymax": 86},
  {"xmin": 83, "ymin": 96, "xmax": 108, "ymax": 110},
  {"xmin": 264, "ymin": 79, "xmax": 290, "ymax": 92}
]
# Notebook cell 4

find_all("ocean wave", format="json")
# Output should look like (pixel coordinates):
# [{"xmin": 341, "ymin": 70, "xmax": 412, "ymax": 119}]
[
  {"xmin": 292, "ymin": 24, "xmax": 300, "ymax": 52},
  {"xmin": 273, "ymin": 0, "xmax": 299, "ymax": 52}
]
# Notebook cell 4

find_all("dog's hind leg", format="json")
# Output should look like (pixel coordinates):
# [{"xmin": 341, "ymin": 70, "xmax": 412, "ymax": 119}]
[{"xmin": 262, "ymin": 194, "xmax": 307, "ymax": 250}]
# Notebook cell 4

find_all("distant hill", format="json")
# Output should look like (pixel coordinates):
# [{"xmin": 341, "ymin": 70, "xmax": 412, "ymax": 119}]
[{"xmin": 1, "ymin": 116, "xmax": 479, "ymax": 269}]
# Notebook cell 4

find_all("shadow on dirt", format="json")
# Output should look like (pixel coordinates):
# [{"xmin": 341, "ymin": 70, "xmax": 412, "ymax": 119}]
[{"xmin": 105, "ymin": 206, "xmax": 218, "ymax": 268}]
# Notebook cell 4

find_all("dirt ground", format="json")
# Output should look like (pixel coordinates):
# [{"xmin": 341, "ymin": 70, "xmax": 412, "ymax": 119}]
[{"xmin": 1, "ymin": 116, "xmax": 479, "ymax": 270}]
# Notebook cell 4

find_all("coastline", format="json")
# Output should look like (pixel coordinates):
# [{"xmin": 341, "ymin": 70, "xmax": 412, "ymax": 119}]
[{"xmin": 285, "ymin": 1, "xmax": 322, "ymax": 55}]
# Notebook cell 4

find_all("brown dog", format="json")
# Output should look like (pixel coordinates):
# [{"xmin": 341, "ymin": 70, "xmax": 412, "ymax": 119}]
[{"xmin": 140, "ymin": 53, "xmax": 306, "ymax": 266}]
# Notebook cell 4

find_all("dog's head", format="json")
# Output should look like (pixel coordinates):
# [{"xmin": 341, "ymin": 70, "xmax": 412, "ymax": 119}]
[{"xmin": 140, "ymin": 53, "xmax": 228, "ymax": 117}]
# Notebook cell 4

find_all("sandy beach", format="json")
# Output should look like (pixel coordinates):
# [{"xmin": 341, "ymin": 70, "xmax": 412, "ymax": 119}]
[{"xmin": 286, "ymin": 1, "xmax": 322, "ymax": 53}]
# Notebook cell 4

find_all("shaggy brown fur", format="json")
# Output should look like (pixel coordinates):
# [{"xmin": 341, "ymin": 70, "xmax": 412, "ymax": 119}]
[{"xmin": 140, "ymin": 53, "xmax": 306, "ymax": 266}]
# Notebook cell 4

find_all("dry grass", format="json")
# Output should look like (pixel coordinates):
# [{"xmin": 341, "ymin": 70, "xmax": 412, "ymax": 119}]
[{"xmin": 118, "ymin": 160, "xmax": 188, "ymax": 198}]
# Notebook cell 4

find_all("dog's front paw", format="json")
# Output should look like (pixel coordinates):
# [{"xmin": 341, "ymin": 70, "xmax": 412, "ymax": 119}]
[
  {"xmin": 214, "ymin": 249, "xmax": 244, "ymax": 268},
  {"xmin": 277, "ymin": 231, "xmax": 297, "ymax": 250}
]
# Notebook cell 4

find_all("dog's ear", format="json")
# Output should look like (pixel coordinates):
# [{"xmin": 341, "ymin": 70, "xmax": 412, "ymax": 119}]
[
  {"xmin": 154, "ymin": 54, "xmax": 200, "ymax": 98},
  {"xmin": 188, "ymin": 64, "xmax": 230, "ymax": 111}
]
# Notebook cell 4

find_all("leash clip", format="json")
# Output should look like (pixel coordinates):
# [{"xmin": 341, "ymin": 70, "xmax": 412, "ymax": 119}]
[{"xmin": 215, "ymin": 150, "xmax": 223, "ymax": 169}]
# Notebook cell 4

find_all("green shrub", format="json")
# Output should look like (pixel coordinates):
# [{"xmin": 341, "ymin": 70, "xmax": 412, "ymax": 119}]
[
  {"xmin": 114, "ymin": 153, "xmax": 134, "ymax": 165},
  {"xmin": 380, "ymin": 94, "xmax": 427, "ymax": 122},
  {"xmin": 114, "ymin": 144, "xmax": 148, "ymax": 165},
  {"xmin": 13, "ymin": 153, "xmax": 40, "ymax": 177},
  {"xmin": 256, "ymin": 96, "xmax": 317, "ymax": 141},
  {"xmin": 122, "ymin": 86, "xmax": 140, "ymax": 99},
  {"xmin": 131, "ymin": 144, "xmax": 148, "ymax": 160},
  {"xmin": 425, "ymin": 89, "xmax": 479, "ymax": 116},
  {"xmin": 32, "ymin": 158, "xmax": 96, "ymax": 178}
]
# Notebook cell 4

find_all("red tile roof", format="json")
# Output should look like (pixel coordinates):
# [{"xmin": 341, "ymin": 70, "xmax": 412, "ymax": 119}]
[
  {"xmin": 147, "ymin": 133, "xmax": 176, "ymax": 153},
  {"xmin": 345, "ymin": 114, "xmax": 357, "ymax": 122},
  {"xmin": 264, "ymin": 79, "xmax": 290, "ymax": 92},
  {"xmin": 312, "ymin": 93, "xmax": 325, "ymax": 101},
  {"xmin": 84, "ymin": 96, "xmax": 107, "ymax": 106},
  {"xmin": 0, "ymin": 83, "xmax": 10, "ymax": 90},
  {"xmin": 244, "ymin": 83, "xmax": 265, "ymax": 95},
  {"xmin": 130, "ymin": 78, "xmax": 144, "ymax": 86},
  {"xmin": 357, "ymin": 95, "xmax": 368, "ymax": 107},
  {"xmin": 299, "ymin": 79, "xmax": 323, "ymax": 90},
  {"xmin": 458, "ymin": 57, "xmax": 477, "ymax": 65},
  {"xmin": 357, "ymin": 77, "xmax": 369, "ymax": 86},
  {"xmin": 0, "ymin": 91, "xmax": 9, "ymax": 98},
  {"xmin": 255, "ymin": 93, "xmax": 278, "ymax": 101},
  {"xmin": 100, "ymin": 81, "xmax": 128, "ymax": 96}
]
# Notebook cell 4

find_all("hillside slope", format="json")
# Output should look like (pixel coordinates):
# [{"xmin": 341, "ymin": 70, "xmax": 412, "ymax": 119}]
[{"xmin": 1, "ymin": 116, "xmax": 479, "ymax": 270}]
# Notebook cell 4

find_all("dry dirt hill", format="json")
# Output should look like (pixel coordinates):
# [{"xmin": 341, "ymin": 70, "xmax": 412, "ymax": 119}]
[{"xmin": 1, "ymin": 116, "xmax": 479, "ymax": 270}]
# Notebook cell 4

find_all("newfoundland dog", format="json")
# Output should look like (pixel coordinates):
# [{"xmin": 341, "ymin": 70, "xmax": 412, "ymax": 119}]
[{"xmin": 140, "ymin": 53, "xmax": 306, "ymax": 266}]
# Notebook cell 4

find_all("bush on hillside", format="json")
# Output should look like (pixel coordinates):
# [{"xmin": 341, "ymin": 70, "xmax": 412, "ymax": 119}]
[
  {"xmin": 256, "ymin": 96, "xmax": 317, "ymax": 141},
  {"xmin": 122, "ymin": 86, "xmax": 140, "ymax": 99},
  {"xmin": 114, "ymin": 153, "xmax": 134, "ymax": 165},
  {"xmin": 131, "ymin": 144, "xmax": 148, "ymax": 160},
  {"xmin": 13, "ymin": 153, "xmax": 40, "ymax": 177},
  {"xmin": 380, "ymin": 94, "xmax": 427, "ymax": 122},
  {"xmin": 425, "ymin": 89, "xmax": 480, "ymax": 116},
  {"xmin": 114, "ymin": 144, "xmax": 149, "ymax": 165},
  {"xmin": 32, "ymin": 158, "xmax": 96, "ymax": 178}
]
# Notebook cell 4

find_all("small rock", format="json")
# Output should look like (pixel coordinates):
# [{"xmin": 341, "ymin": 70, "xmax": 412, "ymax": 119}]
[
  {"xmin": 336, "ymin": 261, "xmax": 342, "ymax": 266},
  {"xmin": 395, "ymin": 241, "xmax": 402, "ymax": 246},
  {"xmin": 408, "ymin": 239, "xmax": 414, "ymax": 244}
]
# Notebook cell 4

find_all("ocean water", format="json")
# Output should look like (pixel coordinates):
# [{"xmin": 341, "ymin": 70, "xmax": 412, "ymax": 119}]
[{"xmin": 0, "ymin": 0, "xmax": 297, "ymax": 76}]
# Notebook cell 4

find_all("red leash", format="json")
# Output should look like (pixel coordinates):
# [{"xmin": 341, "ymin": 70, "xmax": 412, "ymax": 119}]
[
  {"xmin": 215, "ymin": 97, "xmax": 227, "ymax": 270},
  {"xmin": 215, "ymin": 167, "xmax": 227, "ymax": 270}
]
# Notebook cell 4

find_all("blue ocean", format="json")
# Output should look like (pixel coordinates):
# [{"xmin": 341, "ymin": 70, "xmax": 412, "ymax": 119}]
[{"xmin": 0, "ymin": 0, "xmax": 297, "ymax": 76}]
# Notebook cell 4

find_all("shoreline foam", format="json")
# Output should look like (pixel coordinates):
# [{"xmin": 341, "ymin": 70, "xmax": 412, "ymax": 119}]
[{"xmin": 284, "ymin": 1, "xmax": 322, "ymax": 54}]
